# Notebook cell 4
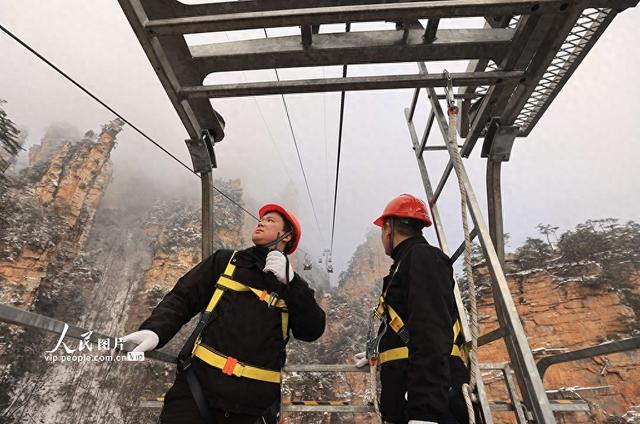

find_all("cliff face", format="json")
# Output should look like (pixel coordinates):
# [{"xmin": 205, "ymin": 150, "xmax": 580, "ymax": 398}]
[
  {"xmin": 0, "ymin": 120, "xmax": 122, "ymax": 309},
  {"xmin": 0, "ymin": 123, "xmax": 257, "ymax": 423},
  {"xmin": 476, "ymin": 261, "xmax": 640, "ymax": 423},
  {"xmin": 0, "ymin": 119, "xmax": 125, "ymax": 422}
]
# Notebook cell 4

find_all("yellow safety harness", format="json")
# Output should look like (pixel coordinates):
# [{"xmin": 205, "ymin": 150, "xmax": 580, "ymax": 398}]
[
  {"xmin": 374, "ymin": 261, "xmax": 464, "ymax": 365},
  {"xmin": 189, "ymin": 251, "xmax": 288, "ymax": 384}
]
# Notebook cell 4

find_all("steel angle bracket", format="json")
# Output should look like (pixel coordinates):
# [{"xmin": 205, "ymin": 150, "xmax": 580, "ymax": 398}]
[
  {"xmin": 185, "ymin": 129, "xmax": 217, "ymax": 173},
  {"xmin": 481, "ymin": 118, "xmax": 518, "ymax": 162}
]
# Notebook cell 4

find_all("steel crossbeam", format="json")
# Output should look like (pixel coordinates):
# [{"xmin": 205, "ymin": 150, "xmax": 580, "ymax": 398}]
[{"xmin": 118, "ymin": 0, "xmax": 638, "ymax": 144}]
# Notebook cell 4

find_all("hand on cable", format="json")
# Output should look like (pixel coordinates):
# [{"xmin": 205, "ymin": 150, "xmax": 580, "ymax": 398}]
[
  {"xmin": 120, "ymin": 329, "xmax": 159, "ymax": 352},
  {"xmin": 263, "ymin": 250, "xmax": 294, "ymax": 284},
  {"xmin": 354, "ymin": 351, "xmax": 368, "ymax": 368}
]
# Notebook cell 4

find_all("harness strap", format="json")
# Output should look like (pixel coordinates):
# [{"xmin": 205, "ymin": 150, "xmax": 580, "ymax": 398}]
[
  {"xmin": 378, "ymin": 342, "xmax": 463, "ymax": 366},
  {"xmin": 185, "ymin": 368, "xmax": 216, "ymax": 423},
  {"xmin": 193, "ymin": 343, "xmax": 281, "ymax": 384},
  {"xmin": 215, "ymin": 276, "xmax": 289, "ymax": 341},
  {"xmin": 192, "ymin": 250, "xmax": 289, "ymax": 375},
  {"xmin": 375, "ymin": 293, "xmax": 464, "ymax": 362},
  {"xmin": 217, "ymin": 276, "xmax": 288, "ymax": 310}
]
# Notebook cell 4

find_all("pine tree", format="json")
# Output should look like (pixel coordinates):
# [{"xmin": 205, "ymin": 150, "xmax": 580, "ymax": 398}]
[{"xmin": 0, "ymin": 100, "xmax": 21, "ymax": 154}]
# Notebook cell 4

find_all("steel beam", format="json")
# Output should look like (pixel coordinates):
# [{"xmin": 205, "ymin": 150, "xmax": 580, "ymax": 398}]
[
  {"xmin": 420, "ymin": 63, "xmax": 556, "ymax": 423},
  {"xmin": 0, "ymin": 303, "xmax": 178, "ymax": 364},
  {"xmin": 431, "ymin": 160, "xmax": 454, "ymax": 206},
  {"xmin": 500, "ymin": 5, "xmax": 595, "ymax": 126},
  {"xmin": 450, "ymin": 227, "xmax": 478, "ymax": 264},
  {"xmin": 418, "ymin": 110, "xmax": 435, "ymax": 156},
  {"xmin": 478, "ymin": 327, "xmax": 506, "ymax": 347},
  {"xmin": 503, "ymin": 364, "xmax": 528, "ymax": 423},
  {"xmin": 181, "ymin": 71, "xmax": 524, "ymax": 98},
  {"xmin": 463, "ymin": 13, "xmax": 554, "ymax": 156},
  {"xmin": 537, "ymin": 336, "xmax": 640, "ymax": 378},
  {"xmin": 202, "ymin": 171, "xmax": 215, "ymax": 257},
  {"xmin": 282, "ymin": 404, "xmax": 372, "ymax": 413},
  {"xmin": 301, "ymin": 25, "xmax": 313, "ymax": 46},
  {"xmin": 189, "ymin": 28, "xmax": 513, "ymax": 73},
  {"xmin": 487, "ymin": 159, "xmax": 505, "ymax": 266},
  {"xmin": 489, "ymin": 400, "xmax": 590, "ymax": 412},
  {"xmin": 284, "ymin": 364, "xmax": 368, "ymax": 373},
  {"xmin": 144, "ymin": 0, "xmax": 600, "ymax": 35},
  {"xmin": 508, "ymin": 9, "xmax": 617, "ymax": 134},
  {"xmin": 118, "ymin": 0, "xmax": 225, "ymax": 141},
  {"xmin": 424, "ymin": 18, "xmax": 440, "ymax": 42},
  {"xmin": 424, "ymin": 145, "xmax": 463, "ymax": 151},
  {"xmin": 135, "ymin": 0, "xmax": 639, "ymax": 21}
]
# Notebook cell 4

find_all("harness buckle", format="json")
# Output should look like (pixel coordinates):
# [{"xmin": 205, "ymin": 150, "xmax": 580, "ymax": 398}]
[
  {"xmin": 267, "ymin": 292, "xmax": 280, "ymax": 309},
  {"xmin": 222, "ymin": 356, "xmax": 239, "ymax": 376},
  {"xmin": 178, "ymin": 355, "xmax": 193, "ymax": 372},
  {"xmin": 366, "ymin": 311, "xmax": 388, "ymax": 360},
  {"xmin": 396, "ymin": 327, "xmax": 410, "ymax": 345}
]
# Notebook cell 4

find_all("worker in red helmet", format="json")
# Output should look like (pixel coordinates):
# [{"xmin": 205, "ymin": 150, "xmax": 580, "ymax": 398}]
[
  {"xmin": 356, "ymin": 194, "xmax": 471, "ymax": 424},
  {"xmin": 121, "ymin": 203, "xmax": 325, "ymax": 423}
]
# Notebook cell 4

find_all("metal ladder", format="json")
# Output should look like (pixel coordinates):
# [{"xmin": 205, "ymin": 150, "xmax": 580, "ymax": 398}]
[{"xmin": 402, "ymin": 62, "xmax": 551, "ymax": 424}]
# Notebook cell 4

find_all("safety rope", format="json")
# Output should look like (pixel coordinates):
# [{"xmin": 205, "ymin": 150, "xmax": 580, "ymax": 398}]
[
  {"xmin": 369, "ymin": 361, "xmax": 383, "ymax": 423},
  {"xmin": 443, "ymin": 71, "xmax": 478, "ymax": 424}
]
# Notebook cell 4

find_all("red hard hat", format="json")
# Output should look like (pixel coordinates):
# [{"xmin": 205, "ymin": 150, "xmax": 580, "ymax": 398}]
[
  {"xmin": 258, "ymin": 204, "xmax": 302, "ymax": 254},
  {"xmin": 373, "ymin": 194, "xmax": 432, "ymax": 228}
]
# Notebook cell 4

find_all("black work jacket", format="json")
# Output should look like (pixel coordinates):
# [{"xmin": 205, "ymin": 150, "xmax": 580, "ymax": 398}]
[
  {"xmin": 138, "ymin": 246, "xmax": 326, "ymax": 415},
  {"xmin": 377, "ymin": 235, "xmax": 469, "ymax": 423}
]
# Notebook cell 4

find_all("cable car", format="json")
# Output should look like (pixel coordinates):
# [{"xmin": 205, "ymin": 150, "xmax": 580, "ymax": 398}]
[
  {"xmin": 303, "ymin": 254, "xmax": 312, "ymax": 270},
  {"xmin": 326, "ymin": 254, "xmax": 333, "ymax": 273}
]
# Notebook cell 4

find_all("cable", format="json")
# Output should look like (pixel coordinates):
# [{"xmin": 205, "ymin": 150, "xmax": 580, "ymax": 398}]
[
  {"xmin": 262, "ymin": 28, "xmax": 325, "ymax": 245},
  {"xmin": 221, "ymin": 32, "xmax": 298, "ymax": 198},
  {"xmin": 330, "ymin": 23, "xmax": 351, "ymax": 254},
  {"xmin": 0, "ymin": 23, "xmax": 256, "ymax": 221},
  {"xmin": 211, "ymin": 185, "xmax": 257, "ymax": 220},
  {"xmin": 0, "ymin": 23, "xmax": 194, "ymax": 176}
]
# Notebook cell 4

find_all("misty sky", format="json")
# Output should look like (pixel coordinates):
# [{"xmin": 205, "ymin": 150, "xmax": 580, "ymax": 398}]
[{"xmin": 1, "ymin": 2, "xmax": 639, "ymax": 281}]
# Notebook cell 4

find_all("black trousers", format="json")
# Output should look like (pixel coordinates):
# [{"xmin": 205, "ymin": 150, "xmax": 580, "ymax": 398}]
[
  {"xmin": 383, "ymin": 388, "xmax": 470, "ymax": 424},
  {"xmin": 159, "ymin": 378, "xmax": 263, "ymax": 424}
]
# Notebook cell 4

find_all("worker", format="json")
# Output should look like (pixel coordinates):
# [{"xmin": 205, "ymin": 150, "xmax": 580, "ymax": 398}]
[
  {"xmin": 356, "ymin": 194, "xmax": 471, "ymax": 424},
  {"xmin": 121, "ymin": 204, "xmax": 326, "ymax": 423}
]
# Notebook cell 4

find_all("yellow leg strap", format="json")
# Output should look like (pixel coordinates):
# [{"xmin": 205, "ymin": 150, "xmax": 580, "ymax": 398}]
[
  {"xmin": 281, "ymin": 311, "xmax": 289, "ymax": 341},
  {"xmin": 378, "ymin": 344, "xmax": 462, "ymax": 366},
  {"xmin": 379, "ymin": 347, "xmax": 408, "ymax": 365},
  {"xmin": 451, "ymin": 344, "xmax": 462, "ymax": 357},
  {"xmin": 193, "ymin": 343, "xmax": 281, "ymax": 384},
  {"xmin": 386, "ymin": 305, "xmax": 406, "ymax": 335}
]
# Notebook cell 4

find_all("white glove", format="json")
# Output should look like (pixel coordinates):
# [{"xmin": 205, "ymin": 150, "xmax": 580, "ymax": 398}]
[
  {"xmin": 263, "ymin": 250, "xmax": 294, "ymax": 284},
  {"xmin": 120, "ymin": 329, "xmax": 159, "ymax": 352},
  {"xmin": 408, "ymin": 421, "xmax": 437, "ymax": 424},
  {"xmin": 354, "ymin": 351, "xmax": 368, "ymax": 368}
]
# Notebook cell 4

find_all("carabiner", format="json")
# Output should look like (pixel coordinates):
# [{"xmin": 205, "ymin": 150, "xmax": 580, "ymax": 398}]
[{"xmin": 443, "ymin": 69, "xmax": 455, "ymax": 108}]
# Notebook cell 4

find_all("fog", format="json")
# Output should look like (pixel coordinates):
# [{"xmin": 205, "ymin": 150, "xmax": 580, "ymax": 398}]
[{"xmin": 1, "ymin": 1, "xmax": 639, "ymax": 281}]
